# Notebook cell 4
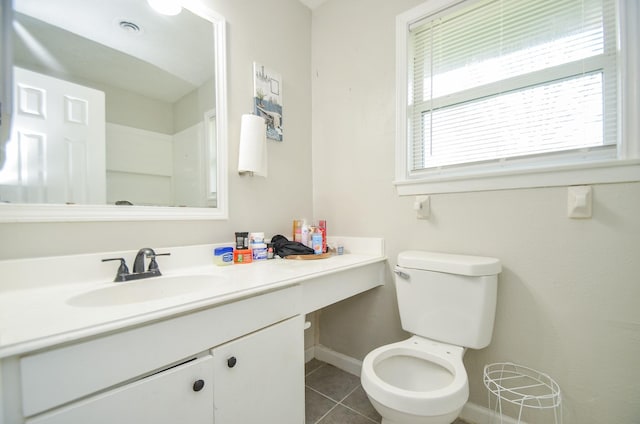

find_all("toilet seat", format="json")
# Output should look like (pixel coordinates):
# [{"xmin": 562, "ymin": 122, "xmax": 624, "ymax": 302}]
[{"xmin": 361, "ymin": 336, "xmax": 469, "ymax": 417}]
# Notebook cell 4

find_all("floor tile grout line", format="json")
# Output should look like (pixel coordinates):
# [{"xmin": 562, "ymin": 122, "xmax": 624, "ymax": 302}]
[
  {"xmin": 305, "ymin": 384, "xmax": 341, "ymax": 404},
  {"xmin": 337, "ymin": 384, "xmax": 380, "ymax": 424},
  {"xmin": 305, "ymin": 363, "xmax": 326, "ymax": 378},
  {"xmin": 304, "ymin": 379, "xmax": 361, "ymax": 405},
  {"xmin": 305, "ymin": 384, "xmax": 340, "ymax": 424},
  {"xmin": 305, "ymin": 360, "xmax": 382, "ymax": 423},
  {"xmin": 338, "ymin": 402, "xmax": 380, "ymax": 424},
  {"xmin": 312, "ymin": 401, "xmax": 340, "ymax": 424},
  {"xmin": 307, "ymin": 383, "xmax": 380, "ymax": 424},
  {"xmin": 337, "ymin": 383, "xmax": 361, "ymax": 403}
]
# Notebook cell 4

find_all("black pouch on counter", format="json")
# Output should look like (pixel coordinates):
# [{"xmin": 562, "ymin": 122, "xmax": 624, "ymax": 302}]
[{"xmin": 271, "ymin": 234, "xmax": 314, "ymax": 257}]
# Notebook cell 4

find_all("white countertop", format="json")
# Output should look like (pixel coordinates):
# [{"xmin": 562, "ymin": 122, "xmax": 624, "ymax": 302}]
[{"xmin": 0, "ymin": 237, "xmax": 386, "ymax": 358}]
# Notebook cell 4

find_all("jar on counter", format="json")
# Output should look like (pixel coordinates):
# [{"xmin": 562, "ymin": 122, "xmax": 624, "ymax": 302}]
[
  {"xmin": 234, "ymin": 248, "xmax": 253, "ymax": 264},
  {"xmin": 214, "ymin": 246, "xmax": 234, "ymax": 266},
  {"xmin": 251, "ymin": 243, "xmax": 268, "ymax": 261}
]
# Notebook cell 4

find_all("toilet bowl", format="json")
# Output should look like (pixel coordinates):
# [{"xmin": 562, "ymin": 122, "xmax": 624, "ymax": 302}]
[
  {"xmin": 361, "ymin": 251, "xmax": 501, "ymax": 424},
  {"xmin": 361, "ymin": 336, "xmax": 468, "ymax": 424}
]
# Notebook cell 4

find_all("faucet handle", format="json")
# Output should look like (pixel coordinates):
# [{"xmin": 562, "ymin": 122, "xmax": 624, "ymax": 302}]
[
  {"xmin": 102, "ymin": 258, "xmax": 130, "ymax": 282},
  {"xmin": 148, "ymin": 252, "xmax": 171, "ymax": 273}
]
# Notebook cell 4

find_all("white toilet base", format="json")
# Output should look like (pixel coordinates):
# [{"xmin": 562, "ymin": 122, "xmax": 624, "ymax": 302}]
[
  {"xmin": 371, "ymin": 394, "xmax": 462, "ymax": 424},
  {"xmin": 381, "ymin": 418, "xmax": 459, "ymax": 424},
  {"xmin": 361, "ymin": 336, "xmax": 468, "ymax": 423}
]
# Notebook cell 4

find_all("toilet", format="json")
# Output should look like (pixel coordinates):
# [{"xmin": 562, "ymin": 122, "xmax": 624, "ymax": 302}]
[{"xmin": 361, "ymin": 250, "xmax": 501, "ymax": 424}]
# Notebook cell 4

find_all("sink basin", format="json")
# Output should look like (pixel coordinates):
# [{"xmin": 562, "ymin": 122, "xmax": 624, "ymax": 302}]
[{"xmin": 67, "ymin": 274, "xmax": 225, "ymax": 307}]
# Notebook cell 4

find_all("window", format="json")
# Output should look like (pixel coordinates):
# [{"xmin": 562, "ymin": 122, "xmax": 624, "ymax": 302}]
[{"xmin": 395, "ymin": 0, "xmax": 640, "ymax": 195}]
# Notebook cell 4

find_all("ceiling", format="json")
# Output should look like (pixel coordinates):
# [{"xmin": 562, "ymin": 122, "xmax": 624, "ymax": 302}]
[
  {"xmin": 13, "ymin": 0, "xmax": 326, "ymax": 102},
  {"xmin": 298, "ymin": 0, "xmax": 329, "ymax": 10},
  {"xmin": 13, "ymin": 0, "xmax": 215, "ymax": 103}
]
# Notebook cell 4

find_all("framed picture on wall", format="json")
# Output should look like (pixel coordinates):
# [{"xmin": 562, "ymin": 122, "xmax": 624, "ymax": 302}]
[{"xmin": 253, "ymin": 62, "xmax": 283, "ymax": 142}]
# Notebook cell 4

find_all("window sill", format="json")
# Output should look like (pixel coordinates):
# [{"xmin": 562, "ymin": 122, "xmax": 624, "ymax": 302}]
[{"xmin": 393, "ymin": 159, "xmax": 640, "ymax": 195}]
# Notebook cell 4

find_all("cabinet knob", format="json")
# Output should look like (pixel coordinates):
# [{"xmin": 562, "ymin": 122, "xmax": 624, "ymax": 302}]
[
  {"xmin": 192, "ymin": 379, "xmax": 205, "ymax": 392},
  {"xmin": 227, "ymin": 356, "xmax": 237, "ymax": 368}
]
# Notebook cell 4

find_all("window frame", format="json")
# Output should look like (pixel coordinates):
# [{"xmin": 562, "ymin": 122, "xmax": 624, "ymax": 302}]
[{"xmin": 394, "ymin": 0, "xmax": 640, "ymax": 195}]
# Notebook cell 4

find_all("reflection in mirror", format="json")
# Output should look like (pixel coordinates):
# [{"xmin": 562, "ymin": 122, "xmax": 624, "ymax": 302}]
[
  {"xmin": 0, "ymin": 0, "xmax": 228, "ymax": 221},
  {"xmin": 0, "ymin": 0, "xmax": 12, "ymax": 160}
]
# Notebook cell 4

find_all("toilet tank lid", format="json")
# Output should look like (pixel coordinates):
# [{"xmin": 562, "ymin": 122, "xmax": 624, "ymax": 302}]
[{"xmin": 398, "ymin": 251, "xmax": 501, "ymax": 276}]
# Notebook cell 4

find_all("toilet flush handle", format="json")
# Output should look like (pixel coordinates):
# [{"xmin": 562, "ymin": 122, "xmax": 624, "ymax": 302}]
[{"xmin": 394, "ymin": 267, "xmax": 410, "ymax": 280}]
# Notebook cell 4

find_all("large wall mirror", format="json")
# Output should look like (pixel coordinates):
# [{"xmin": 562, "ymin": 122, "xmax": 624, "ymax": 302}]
[{"xmin": 0, "ymin": 0, "xmax": 228, "ymax": 221}]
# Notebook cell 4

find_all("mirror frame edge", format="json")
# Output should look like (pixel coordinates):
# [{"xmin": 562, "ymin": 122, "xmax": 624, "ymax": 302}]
[
  {"xmin": 0, "ymin": 0, "xmax": 13, "ymax": 163},
  {"xmin": 0, "ymin": 1, "xmax": 229, "ymax": 223}
]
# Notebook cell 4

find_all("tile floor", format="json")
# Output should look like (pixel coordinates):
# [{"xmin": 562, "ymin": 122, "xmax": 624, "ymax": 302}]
[{"xmin": 304, "ymin": 359, "xmax": 471, "ymax": 424}]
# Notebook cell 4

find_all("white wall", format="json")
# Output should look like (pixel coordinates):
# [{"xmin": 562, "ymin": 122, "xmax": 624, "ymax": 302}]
[
  {"xmin": 0, "ymin": 0, "xmax": 313, "ymax": 259},
  {"xmin": 311, "ymin": 0, "xmax": 640, "ymax": 423},
  {"xmin": 3, "ymin": 1, "xmax": 639, "ymax": 422}
]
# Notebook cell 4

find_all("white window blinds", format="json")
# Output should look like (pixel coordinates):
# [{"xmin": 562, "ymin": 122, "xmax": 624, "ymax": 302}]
[{"xmin": 408, "ymin": 0, "xmax": 618, "ymax": 172}]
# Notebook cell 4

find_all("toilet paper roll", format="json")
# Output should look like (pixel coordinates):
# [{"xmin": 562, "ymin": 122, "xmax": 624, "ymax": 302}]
[{"xmin": 238, "ymin": 114, "xmax": 267, "ymax": 177}]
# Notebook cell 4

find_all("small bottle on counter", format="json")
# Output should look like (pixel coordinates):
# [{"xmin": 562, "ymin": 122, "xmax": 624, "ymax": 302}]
[
  {"xmin": 235, "ymin": 232, "xmax": 249, "ymax": 249},
  {"xmin": 293, "ymin": 220, "xmax": 302, "ymax": 242},
  {"xmin": 267, "ymin": 243, "xmax": 275, "ymax": 259},
  {"xmin": 312, "ymin": 228, "xmax": 323, "ymax": 255},
  {"xmin": 319, "ymin": 220, "xmax": 327, "ymax": 253},
  {"xmin": 301, "ymin": 221, "xmax": 310, "ymax": 247}
]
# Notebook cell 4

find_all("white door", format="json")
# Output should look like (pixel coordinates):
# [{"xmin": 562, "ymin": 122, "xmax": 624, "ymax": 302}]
[
  {"xmin": 0, "ymin": 67, "xmax": 105, "ymax": 204},
  {"xmin": 27, "ymin": 355, "xmax": 214, "ymax": 424},
  {"xmin": 212, "ymin": 315, "xmax": 305, "ymax": 424}
]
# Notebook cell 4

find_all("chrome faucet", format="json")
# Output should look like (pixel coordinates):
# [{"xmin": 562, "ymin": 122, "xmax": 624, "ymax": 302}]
[
  {"xmin": 102, "ymin": 248, "xmax": 170, "ymax": 282},
  {"xmin": 133, "ymin": 247, "xmax": 158, "ymax": 274}
]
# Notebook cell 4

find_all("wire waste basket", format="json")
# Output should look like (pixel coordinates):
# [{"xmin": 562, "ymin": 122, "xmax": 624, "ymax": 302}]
[{"xmin": 483, "ymin": 362, "xmax": 562, "ymax": 424}]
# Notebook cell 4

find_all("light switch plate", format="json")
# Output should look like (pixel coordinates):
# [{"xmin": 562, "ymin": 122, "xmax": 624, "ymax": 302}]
[
  {"xmin": 414, "ymin": 195, "xmax": 430, "ymax": 219},
  {"xmin": 568, "ymin": 186, "xmax": 592, "ymax": 218}
]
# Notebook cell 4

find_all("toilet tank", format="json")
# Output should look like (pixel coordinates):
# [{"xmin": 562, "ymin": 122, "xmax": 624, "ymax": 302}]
[{"xmin": 396, "ymin": 251, "xmax": 501, "ymax": 349}]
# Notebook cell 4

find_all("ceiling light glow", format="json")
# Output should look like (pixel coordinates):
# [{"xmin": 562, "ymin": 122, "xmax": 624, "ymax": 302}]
[{"xmin": 147, "ymin": 0, "xmax": 182, "ymax": 16}]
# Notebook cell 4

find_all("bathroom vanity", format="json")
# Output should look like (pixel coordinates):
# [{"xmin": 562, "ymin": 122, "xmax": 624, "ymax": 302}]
[{"xmin": 0, "ymin": 238, "xmax": 386, "ymax": 424}]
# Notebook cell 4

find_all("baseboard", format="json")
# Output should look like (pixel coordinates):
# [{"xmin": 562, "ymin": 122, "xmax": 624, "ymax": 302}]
[
  {"xmin": 304, "ymin": 346, "xmax": 315, "ymax": 363},
  {"xmin": 311, "ymin": 344, "xmax": 364, "ymax": 377},
  {"xmin": 307, "ymin": 345, "xmax": 526, "ymax": 424},
  {"xmin": 461, "ymin": 401, "xmax": 527, "ymax": 424}
]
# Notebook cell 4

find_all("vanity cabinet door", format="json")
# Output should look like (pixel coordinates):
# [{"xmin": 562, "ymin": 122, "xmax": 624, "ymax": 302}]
[
  {"xmin": 212, "ymin": 315, "xmax": 304, "ymax": 424},
  {"xmin": 27, "ymin": 355, "xmax": 213, "ymax": 424}
]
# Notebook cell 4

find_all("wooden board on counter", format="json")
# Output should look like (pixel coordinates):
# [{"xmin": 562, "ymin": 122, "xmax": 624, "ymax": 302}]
[{"xmin": 284, "ymin": 252, "xmax": 333, "ymax": 260}]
